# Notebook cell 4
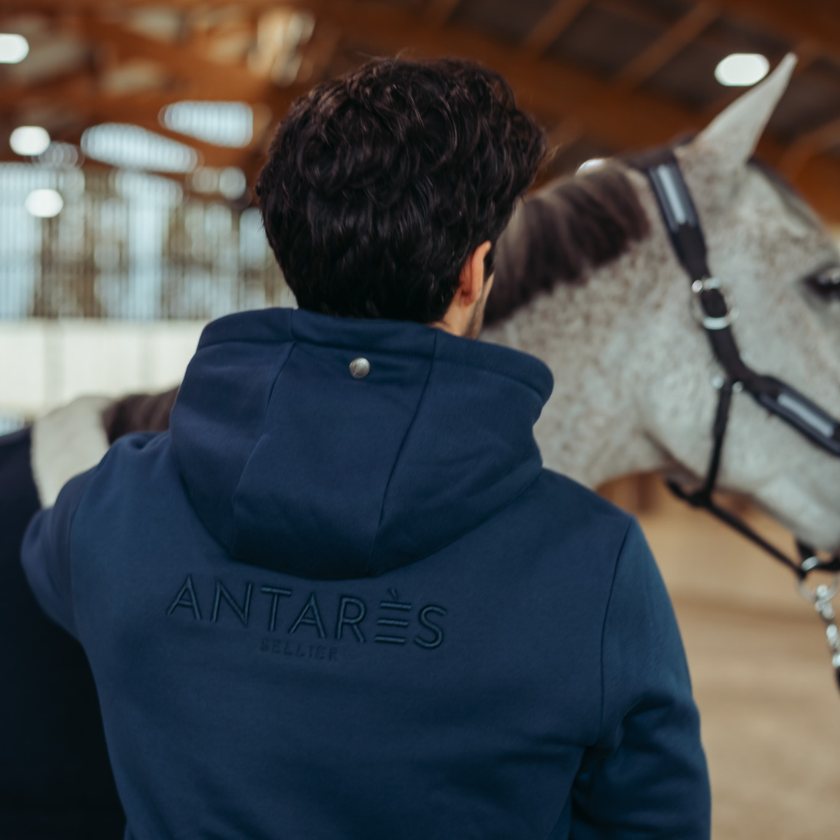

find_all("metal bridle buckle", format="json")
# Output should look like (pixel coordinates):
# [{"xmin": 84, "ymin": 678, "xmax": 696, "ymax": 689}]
[{"xmin": 691, "ymin": 277, "xmax": 739, "ymax": 331}]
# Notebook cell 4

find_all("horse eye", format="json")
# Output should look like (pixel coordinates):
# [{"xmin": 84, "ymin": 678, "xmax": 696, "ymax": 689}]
[{"xmin": 805, "ymin": 265, "xmax": 840, "ymax": 301}]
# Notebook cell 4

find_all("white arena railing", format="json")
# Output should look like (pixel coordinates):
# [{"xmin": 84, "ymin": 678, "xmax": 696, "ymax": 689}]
[{"xmin": 0, "ymin": 319, "xmax": 206, "ymax": 423}]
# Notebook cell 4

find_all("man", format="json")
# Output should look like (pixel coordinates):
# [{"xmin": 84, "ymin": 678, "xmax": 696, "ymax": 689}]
[{"xmin": 22, "ymin": 58, "xmax": 710, "ymax": 838}]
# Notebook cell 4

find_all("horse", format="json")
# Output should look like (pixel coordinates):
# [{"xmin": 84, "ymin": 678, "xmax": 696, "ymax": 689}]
[
  {"xmin": 3, "ymin": 53, "xmax": 838, "ymax": 835},
  {"xmin": 485, "ymin": 54, "xmax": 840, "ymax": 564}
]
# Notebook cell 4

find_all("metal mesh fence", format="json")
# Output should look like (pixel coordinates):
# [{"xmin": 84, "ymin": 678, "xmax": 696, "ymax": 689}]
[{"xmin": 0, "ymin": 164, "xmax": 290, "ymax": 321}]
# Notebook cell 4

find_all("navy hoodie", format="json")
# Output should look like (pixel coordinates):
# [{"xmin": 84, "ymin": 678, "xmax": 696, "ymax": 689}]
[{"xmin": 22, "ymin": 308, "xmax": 710, "ymax": 839}]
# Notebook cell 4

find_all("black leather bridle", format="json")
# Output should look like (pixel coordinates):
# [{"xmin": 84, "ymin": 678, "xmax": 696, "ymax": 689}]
[{"xmin": 631, "ymin": 148, "xmax": 840, "ymax": 689}]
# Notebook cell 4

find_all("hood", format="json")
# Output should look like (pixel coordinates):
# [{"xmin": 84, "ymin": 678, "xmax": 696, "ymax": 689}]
[{"xmin": 169, "ymin": 308, "xmax": 553, "ymax": 580}]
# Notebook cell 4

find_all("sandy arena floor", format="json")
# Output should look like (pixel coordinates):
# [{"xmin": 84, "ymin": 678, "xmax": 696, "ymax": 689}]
[{"xmin": 633, "ymin": 486, "xmax": 840, "ymax": 839}]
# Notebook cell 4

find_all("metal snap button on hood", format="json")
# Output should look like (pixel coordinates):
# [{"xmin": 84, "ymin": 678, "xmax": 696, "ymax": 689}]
[{"xmin": 349, "ymin": 358, "xmax": 370, "ymax": 378}]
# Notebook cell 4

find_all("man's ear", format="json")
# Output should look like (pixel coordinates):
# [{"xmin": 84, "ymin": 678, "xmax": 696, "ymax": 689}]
[
  {"xmin": 457, "ymin": 241, "xmax": 492, "ymax": 305},
  {"xmin": 432, "ymin": 241, "xmax": 493, "ymax": 336}
]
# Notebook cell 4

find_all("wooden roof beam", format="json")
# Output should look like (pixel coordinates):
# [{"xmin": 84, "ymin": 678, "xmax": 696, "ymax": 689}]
[
  {"xmin": 521, "ymin": 0, "xmax": 591, "ymax": 58},
  {"xmin": 67, "ymin": 15, "xmax": 275, "ymax": 101},
  {"xmin": 287, "ymin": 0, "xmax": 691, "ymax": 148},
  {"xmin": 284, "ymin": 0, "xmax": 840, "ymax": 221},
  {"xmin": 615, "ymin": 2, "xmax": 719, "ymax": 92},
  {"xmin": 20, "ymin": 0, "xmax": 839, "ymax": 67},
  {"xmin": 596, "ymin": 0, "xmax": 830, "ymax": 82},
  {"xmin": 13, "ymin": 0, "xmax": 840, "ymax": 63},
  {"xmin": 423, "ymin": 0, "xmax": 463, "ymax": 27},
  {"xmin": 717, "ymin": 0, "xmax": 840, "ymax": 66},
  {"xmin": 0, "ymin": 70, "xmax": 97, "ymax": 114},
  {"xmin": 780, "ymin": 116, "xmax": 840, "ymax": 181}
]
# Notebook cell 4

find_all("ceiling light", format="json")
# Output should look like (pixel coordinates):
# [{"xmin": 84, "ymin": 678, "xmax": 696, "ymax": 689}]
[
  {"xmin": 219, "ymin": 166, "xmax": 247, "ymax": 200},
  {"xmin": 715, "ymin": 53, "xmax": 770, "ymax": 87},
  {"xmin": 0, "ymin": 33, "xmax": 29, "ymax": 64},
  {"xmin": 576, "ymin": 158, "xmax": 606, "ymax": 174},
  {"xmin": 161, "ymin": 101, "xmax": 254, "ymax": 148},
  {"xmin": 25, "ymin": 189, "xmax": 64, "ymax": 218},
  {"xmin": 81, "ymin": 123, "xmax": 198, "ymax": 172},
  {"xmin": 10, "ymin": 126, "xmax": 51, "ymax": 156}
]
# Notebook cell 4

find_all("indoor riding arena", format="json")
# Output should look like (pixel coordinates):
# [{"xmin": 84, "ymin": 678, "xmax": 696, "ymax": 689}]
[{"xmin": 2, "ymin": 1, "xmax": 840, "ymax": 838}]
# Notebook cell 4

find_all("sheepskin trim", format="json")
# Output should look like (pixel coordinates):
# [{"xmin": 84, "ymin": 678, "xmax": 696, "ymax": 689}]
[{"xmin": 31, "ymin": 396, "xmax": 112, "ymax": 508}]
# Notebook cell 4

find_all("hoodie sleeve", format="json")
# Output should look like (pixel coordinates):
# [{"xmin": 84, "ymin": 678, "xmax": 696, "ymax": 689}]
[
  {"xmin": 570, "ymin": 519, "xmax": 711, "ymax": 840},
  {"xmin": 20, "ymin": 469, "xmax": 95, "ymax": 640}
]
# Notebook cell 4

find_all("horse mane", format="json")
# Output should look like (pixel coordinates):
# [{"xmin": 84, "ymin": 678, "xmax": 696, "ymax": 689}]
[{"xmin": 484, "ymin": 164, "xmax": 650, "ymax": 325}]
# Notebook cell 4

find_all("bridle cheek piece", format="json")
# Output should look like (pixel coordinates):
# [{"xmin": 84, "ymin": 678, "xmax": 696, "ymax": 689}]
[{"xmin": 632, "ymin": 148, "xmax": 840, "ymax": 691}]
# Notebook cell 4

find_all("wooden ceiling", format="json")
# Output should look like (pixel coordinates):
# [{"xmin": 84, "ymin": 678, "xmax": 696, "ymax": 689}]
[{"xmin": 3, "ymin": 0, "xmax": 840, "ymax": 220}]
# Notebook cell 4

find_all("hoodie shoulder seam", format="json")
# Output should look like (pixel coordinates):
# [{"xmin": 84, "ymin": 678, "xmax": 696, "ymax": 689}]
[
  {"xmin": 595, "ymin": 517, "xmax": 636, "ymax": 747},
  {"xmin": 63, "ymin": 463, "xmax": 103, "ymax": 641}
]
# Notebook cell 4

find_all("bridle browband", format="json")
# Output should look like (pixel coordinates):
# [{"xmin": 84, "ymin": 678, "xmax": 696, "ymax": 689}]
[{"xmin": 631, "ymin": 147, "xmax": 840, "ymax": 689}]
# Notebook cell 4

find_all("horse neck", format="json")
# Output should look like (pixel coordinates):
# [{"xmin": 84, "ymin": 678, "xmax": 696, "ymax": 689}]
[{"xmin": 483, "ymin": 252, "xmax": 671, "ymax": 490}]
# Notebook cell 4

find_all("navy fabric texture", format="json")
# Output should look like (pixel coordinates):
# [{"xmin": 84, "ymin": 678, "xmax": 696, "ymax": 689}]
[
  {"xmin": 0, "ymin": 427, "xmax": 124, "ymax": 839},
  {"xmin": 22, "ymin": 308, "xmax": 710, "ymax": 839}
]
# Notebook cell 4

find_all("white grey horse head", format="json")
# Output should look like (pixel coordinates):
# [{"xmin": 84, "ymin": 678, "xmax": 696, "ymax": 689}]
[{"xmin": 486, "ymin": 54, "xmax": 840, "ymax": 555}]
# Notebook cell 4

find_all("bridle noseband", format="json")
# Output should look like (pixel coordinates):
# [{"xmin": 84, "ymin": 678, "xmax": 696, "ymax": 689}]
[{"xmin": 631, "ymin": 148, "xmax": 840, "ymax": 691}]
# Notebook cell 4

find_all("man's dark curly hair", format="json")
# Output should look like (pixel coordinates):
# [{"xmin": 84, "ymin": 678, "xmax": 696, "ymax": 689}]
[{"xmin": 255, "ymin": 57, "xmax": 546, "ymax": 323}]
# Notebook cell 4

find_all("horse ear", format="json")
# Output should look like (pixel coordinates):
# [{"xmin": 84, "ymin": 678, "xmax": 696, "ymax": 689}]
[{"xmin": 692, "ymin": 53, "xmax": 796, "ymax": 167}]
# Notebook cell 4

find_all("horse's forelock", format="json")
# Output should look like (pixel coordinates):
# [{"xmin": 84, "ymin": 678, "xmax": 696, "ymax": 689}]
[{"xmin": 485, "ymin": 165, "xmax": 650, "ymax": 325}]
